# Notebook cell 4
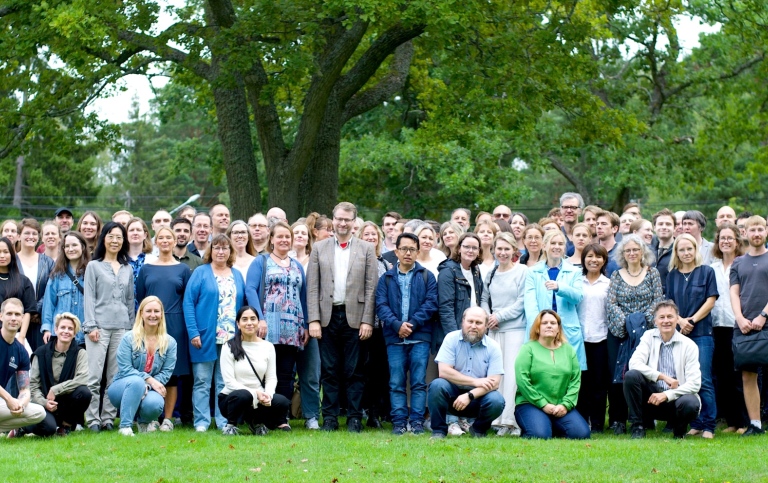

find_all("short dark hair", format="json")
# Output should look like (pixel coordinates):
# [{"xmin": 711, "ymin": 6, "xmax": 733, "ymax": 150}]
[
  {"xmin": 171, "ymin": 217, "xmax": 192, "ymax": 230},
  {"xmin": 580, "ymin": 243, "xmax": 608, "ymax": 276},
  {"xmin": 383, "ymin": 211, "xmax": 402, "ymax": 223},
  {"xmin": 396, "ymin": 232, "xmax": 420, "ymax": 250},
  {"xmin": 653, "ymin": 299, "xmax": 679, "ymax": 317},
  {"xmin": 652, "ymin": 208, "xmax": 675, "ymax": 226},
  {"xmin": 682, "ymin": 210, "xmax": 707, "ymax": 230},
  {"xmin": 737, "ymin": 211, "xmax": 754, "ymax": 222},
  {"xmin": 595, "ymin": 210, "xmax": 620, "ymax": 228}
]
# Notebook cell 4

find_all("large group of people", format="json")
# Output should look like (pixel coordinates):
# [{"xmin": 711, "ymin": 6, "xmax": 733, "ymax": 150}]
[{"xmin": 0, "ymin": 196, "xmax": 766, "ymax": 441}]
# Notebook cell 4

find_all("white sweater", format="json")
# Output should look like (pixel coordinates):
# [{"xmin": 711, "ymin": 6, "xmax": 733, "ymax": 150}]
[
  {"xmin": 220, "ymin": 340, "xmax": 277, "ymax": 407},
  {"xmin": 628, "ymin": 329, "xmax": 701, "ymax": 402}
]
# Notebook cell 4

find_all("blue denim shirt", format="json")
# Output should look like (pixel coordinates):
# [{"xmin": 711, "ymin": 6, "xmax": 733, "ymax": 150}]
[
  {"xmin": 112, "ymin": 330, "xmax": 177, "ymax": 386},
  {"xmin": 41, "ymin": 273, "xmax": 86, "ymax": 345},
  {"xmin": 396, "ymin": 264, "xmax": 415, "ymax": 323}
]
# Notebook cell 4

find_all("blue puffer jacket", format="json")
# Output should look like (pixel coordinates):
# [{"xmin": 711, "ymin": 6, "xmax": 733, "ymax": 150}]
[{"xmin": 376, "ymin": 262, "xmax": 438, "ymax": 346}]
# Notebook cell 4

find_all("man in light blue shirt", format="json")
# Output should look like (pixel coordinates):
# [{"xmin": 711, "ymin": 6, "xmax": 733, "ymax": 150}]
[{"xmin": 428, "ymin": 306, "xmax": 505, "ymax": 438}]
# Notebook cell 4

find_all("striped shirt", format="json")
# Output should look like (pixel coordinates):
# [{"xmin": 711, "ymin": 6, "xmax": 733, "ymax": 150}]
[{"xmin": 656, "ymin": 341, "xmax": 677, "ymax": 391}]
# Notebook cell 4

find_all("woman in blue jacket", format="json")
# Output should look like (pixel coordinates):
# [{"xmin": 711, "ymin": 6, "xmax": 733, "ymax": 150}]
[
  {"xmin": 524, "ymin": 230, "xmax": 585, "ymax": 370},
  {"xmin": 108, "ymin": 296, "xmax": 177, "ymax": 436},
  {"xmin": 183, "ymin": 234, "xmax": 245, "ymax": 432},
  {"xmin": 42, "ymin": 231, "xmax": 90, "ymax": 347}
]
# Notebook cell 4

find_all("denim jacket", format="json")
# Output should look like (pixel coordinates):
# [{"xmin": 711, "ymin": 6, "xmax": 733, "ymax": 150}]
[
  {"xmin": 112, "ymin": 330, "xmax": 177, "ymax": 386},
  {"xmin": 41, "ymin": 273, "xmax": 86, "ymax": 345}
]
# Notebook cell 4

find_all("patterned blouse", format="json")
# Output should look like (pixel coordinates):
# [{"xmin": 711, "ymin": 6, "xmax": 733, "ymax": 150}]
[
  {"xmin": 215, "ymin": 274, "xmax": 237, "ymax": 344},
  {"xmin": 263, "ymin": 258, "xmax": 306, "ymax": 348},
  {"xmin": 606, "ymin": 267, "xmax": 664, "ymax": 338}
]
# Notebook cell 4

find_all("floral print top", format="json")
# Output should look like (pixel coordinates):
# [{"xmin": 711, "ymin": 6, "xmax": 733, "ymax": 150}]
[
  {"xmin": 605, "ymin": 267, "xmax": 664, "ymax": 338},
  {"xmin": 215, "ymin": 274, "xmax": 237, "ymax": 344}
]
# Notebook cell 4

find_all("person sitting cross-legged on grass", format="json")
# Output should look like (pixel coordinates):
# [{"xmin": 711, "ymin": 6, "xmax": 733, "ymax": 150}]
[
  {"xmin": 107, "ymin": 296, "xmax": 177, "ymax": 437},
  {"xmin": 428, "ymin": 307, "xmax": 505, "ymax": 438},
  {"xmin": 623, "ymin": 300, "xmax": 701, "ymax": 439},
  {"xmin": 514, "ymin": 309, "xmax": 590, "ymax": 440},
  {"xmin": 26, "ymin": 313, "xmax": 91, "ymax": 437},
  {"xmin": 218, "ymin": 306, "xmax": 291, "ymax": 436}
]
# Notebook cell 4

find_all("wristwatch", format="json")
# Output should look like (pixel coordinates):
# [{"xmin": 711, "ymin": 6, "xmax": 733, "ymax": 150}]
[
  {"xmin": 761, "ymin": 311, "xmax": 768, "ymax": 319},
  {"xmin": 467, "ymin": 392, "xmax": 475, "ymax": 401},
  {"xmin": 688, "ymin": 318, "xmax": 695, "ymax": 325}
]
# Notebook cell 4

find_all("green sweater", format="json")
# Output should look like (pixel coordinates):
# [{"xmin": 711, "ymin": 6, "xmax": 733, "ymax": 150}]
[{"xmin": 515, "ymin": 341, "xmax": 581, "ymax": 410}]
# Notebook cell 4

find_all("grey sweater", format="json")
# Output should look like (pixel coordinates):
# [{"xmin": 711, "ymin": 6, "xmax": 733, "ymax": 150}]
[
  {"xmin": 480, "ymin": 264, "xmax": 528, "ymax": 332},
  {"xmin": 83, "ymin": 261, "xmax": 135, "ymax": 333}
]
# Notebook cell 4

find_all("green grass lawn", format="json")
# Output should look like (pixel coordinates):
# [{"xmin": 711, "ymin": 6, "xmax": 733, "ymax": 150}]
[{"xmin": 3, "ymin": 420, "xmax": 767, "ymax": 482}]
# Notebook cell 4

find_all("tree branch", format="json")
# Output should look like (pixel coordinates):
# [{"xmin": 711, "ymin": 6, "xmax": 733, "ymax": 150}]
[
  {"xmin": 546, "ymin": 152, "xmax": 592, "ymax": 201},
  {"xmin": 0, "ymin": 124, "xmax": 28, "ymax": 161},
  {"xmin": 117, "ymin": 30, "xmax": 212, "ymax": 80},
  {"xmin": 342, "ymin": 40, "xmax": 415, "ymax": 122}
]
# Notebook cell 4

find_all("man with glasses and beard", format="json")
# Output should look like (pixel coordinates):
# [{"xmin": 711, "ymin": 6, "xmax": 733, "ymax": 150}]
[
  {"xmin": 428, "ymin": 306, "xmax": 505, "ymax": 438},
  {"xmin": 560, "ymin": 193, "xmax": 585, "ymax": 257}
]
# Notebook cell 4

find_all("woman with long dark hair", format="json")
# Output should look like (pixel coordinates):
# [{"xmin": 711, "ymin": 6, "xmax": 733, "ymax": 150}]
[
  {"xmin": 0, "ymin": 236, "xmax": 36, "ymax": 344},
  {"xmin": 136, "ymin": 226, "xmax": 191, "ymax": 432},
  {"xmin": 42, "ymin": 231, "xmax": 91, "ymax": 346},
  {"xmin": 17, "ymin": 218, "xmax": 55, "ymax": 351},
  {"xmin": 83, "ymin": 222, "xmax": 135, "ymax": 432},
  {"xmin": 219, "ymin": 306, "xmax": 291, "ymax": 435}
]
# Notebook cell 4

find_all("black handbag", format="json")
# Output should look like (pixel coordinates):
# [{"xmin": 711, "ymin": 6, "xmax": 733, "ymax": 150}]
[{"xmin": 733, "ymin": 329, "xmax": 768, "ymax": 370}]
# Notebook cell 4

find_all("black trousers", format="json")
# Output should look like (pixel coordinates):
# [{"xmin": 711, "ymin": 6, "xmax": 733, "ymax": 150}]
[
  {"xmin": 217, "ymin": 390, "xmax": 290, "ymax": 429},
  {"xmin": 274, "ymin": 344, "xmax": 298, "ymax": 403},
  {"xmin": 623, "ymin": 370, "xmax": 700, "ymax": 436},
  {"xmin": 319, "ymin": 306, "xmax": 367, "ymax": 420},
  {"xmin": 27, "ymin": 385, "xmax": 92, "ymax": 436},
  {"xmin": 606, "ymin": 332, "xmax": 628, "ymax": 425},
  {"xmin": 577, "ymin": 340, "xmax": 609, "ymax": 431},
  {"xmin": 362, "ymin": 327, "xmax": 390, "ymax": 420},
  {"xmin": 712, "ymin": 327, "xmax": 746, "ymax": 427}
]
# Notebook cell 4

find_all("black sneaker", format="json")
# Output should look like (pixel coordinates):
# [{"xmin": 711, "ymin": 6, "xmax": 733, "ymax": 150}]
[
  {"xmin": 467, "ymin": 425, "xmax": 486, "ymax": 438},
  {"xmin": 610, "ymin": 422, "xmax": 626, "ymax": 435},
  {"xmin": 366, "ymin": 417, "xmax": 383, "ymax": 429},
  {"xmin": 410, "ymin": 421, "xmax": 425, "ymax": 435},
  {"xmin": 742, "ymin": 424, "xmax": 766, "ymax": 437},
  {"xmin": 391, "ymin": 425, "xmax": 407, "ymax": 436},
  {"xmin": 321, "ymin": 419, "xmax": 339, "ymax": 432},
  {"xmin": 101, "ymin": 422, "xmax": 114, "ymax": 431},
  {"xmin": 347, "ymin": 418, "xmax": 363, "ymax": 433},
  {"xmin": 630, "ymin": 425, "xmax": 645, "ymax": 439}
]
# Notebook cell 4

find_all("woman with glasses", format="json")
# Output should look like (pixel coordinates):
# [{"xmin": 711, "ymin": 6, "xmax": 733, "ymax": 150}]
[
  {"xmin": 519, "ymin": 224, "xmax": 545, "ymax": 268},
  {"xmin": 436, "ymin": 232, "xmax": 484, "ymax": 436},
  {"xmin": 710, "ymin": 223, "xmax": 746, "ymax": 433},
  {"xmin": 666, "ymin": 234, "xmax": 718, "ymax": 439},
  {"xmin": 605, "ymin": 234, "xmax": 664, "ymax": 435},
  {"xmin": 227, "ymin": 220, "xmax": 257, "ymax": 283},
  {"xmin": 183, "ymin": 234, "xmax": 245, "ymax": 432},
  {"xmin": 83, "ymin": 222, "xmax": 135, "ymax": 432}
]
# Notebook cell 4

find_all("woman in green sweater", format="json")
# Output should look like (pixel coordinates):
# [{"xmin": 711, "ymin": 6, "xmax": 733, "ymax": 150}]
[{"xmin": 514, "ymin": 309, "xmax": 591, "ymax": 439}]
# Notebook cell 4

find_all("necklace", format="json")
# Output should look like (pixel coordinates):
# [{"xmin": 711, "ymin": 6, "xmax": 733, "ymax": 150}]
[
  {"xmin": 681, "ymin": 268, "xmax": 694, "ymax": 282},
  {"xmin": 627, "ymin": 267, "xmax": 643, "ymax": 277},
  {"xmin": 272, "ymin": 252, "xmax": 289, "ymax": 261},
  {"xmin": 0, "ymin": 274, "xmax": 7, "ymax": 281}
]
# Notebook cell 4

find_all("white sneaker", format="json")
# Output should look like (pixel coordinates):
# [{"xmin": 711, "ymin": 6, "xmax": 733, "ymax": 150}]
[
  {"xmin": 146, "ymin": 421, "xmax": 161, "ymax": 433},
  {"xmin": 74, "ymin": 424, "xmax": 84, "ymax": 432},
  {"xmin": 509, "ymin": 426, "xmax": 521, "ymax": 437},
  {"xmin": 118, "ymin": 427, "xmax": 135, "ymax": 437},
  {"xmin": 195, "ymin": 426, "xmax": 207, "ymax": 433},
  {"xmin": 221, "ymin": 424, "xmax": 239, "ymax": 436},
  {"xmin": 159, "ymin": 419, "xmax": 174, "ymax": 432},
  {"xmin": 423, "ymin": 419, "xmax": 432, "ymax": 432},
  {"xmin": 496, "ymin": 426, "xmax": 510, "ymax": 436},
  {"xmin": 304, "ymin": 417, "xmax": 319, "ymax": 430},
  {"xmin": 447, "ymin": 422, "xmax": 464, "ymax": 436}
]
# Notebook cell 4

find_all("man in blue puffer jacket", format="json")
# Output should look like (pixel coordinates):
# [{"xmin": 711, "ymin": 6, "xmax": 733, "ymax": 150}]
[{"xmin": 376, "ymin": 233, "xmax": 438, "ymax": 436}]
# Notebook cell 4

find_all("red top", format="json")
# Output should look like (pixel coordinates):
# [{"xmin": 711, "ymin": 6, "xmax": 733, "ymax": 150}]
[{"xmin": 144, "ymin": 351, "xmax": 154, "ymax": 373}]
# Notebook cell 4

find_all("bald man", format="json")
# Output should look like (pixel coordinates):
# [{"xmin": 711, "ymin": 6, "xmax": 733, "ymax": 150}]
[{"xmin": 715, "ymin": 206, "xmax": 736, "ymax": 228}]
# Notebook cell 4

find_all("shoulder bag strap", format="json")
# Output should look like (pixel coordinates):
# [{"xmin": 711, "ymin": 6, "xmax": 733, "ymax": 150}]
[
  {"xmin": 243, "ymin": 352, "xmax": 267, "ymax": 390},
  {"xmin": 65, "ymin": 266, "xmax": 84, "ymax": 295}
]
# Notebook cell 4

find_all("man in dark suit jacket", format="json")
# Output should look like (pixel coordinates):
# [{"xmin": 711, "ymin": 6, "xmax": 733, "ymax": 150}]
[{"xmin": 307, "ymin": 202, "xmax": 377, "ymax": 433}]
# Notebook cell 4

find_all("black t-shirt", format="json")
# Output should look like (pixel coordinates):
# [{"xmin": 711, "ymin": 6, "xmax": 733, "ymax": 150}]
[
  {"xmin": 0, "ymin": 336, "xmax": 30, "ymax": 396},
  {"xmin": 0, "ymin": 276, "xmax": 37, "ymax": 314}
]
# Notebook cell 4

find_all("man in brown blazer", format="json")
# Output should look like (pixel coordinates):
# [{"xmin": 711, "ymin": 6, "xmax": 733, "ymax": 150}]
[{"xmin": 307, "ymin": 202, "xmax": 378, "ymax": 432}]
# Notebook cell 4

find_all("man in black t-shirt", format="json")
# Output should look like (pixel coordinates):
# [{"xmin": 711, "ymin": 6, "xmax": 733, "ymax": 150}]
[{"xmin": 0, "ymin": 298, "xmax": 45, "ymax": 436}]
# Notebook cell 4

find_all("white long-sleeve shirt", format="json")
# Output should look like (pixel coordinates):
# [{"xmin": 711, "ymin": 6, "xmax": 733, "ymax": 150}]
[
  {"xmin": 220, "ymin": 340, "xmax": 277, "ymax": 407},
  {"xmin": 628, "ymin": 329, "xmax": 701, "ymax": 402}
]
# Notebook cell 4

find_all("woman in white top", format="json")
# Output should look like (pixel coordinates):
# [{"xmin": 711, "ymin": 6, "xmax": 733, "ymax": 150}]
[
  {"xmin": 479, "ymin": 232, "xmax": 528, "ymax": 436},
  {"xmin": 17, "ymin": 218, "xmax": 55, "ymax": 351},
  {"xmin": 710, "ymin": 223, "xmax": 746, "ymax": 432},
  {"xmin": 575, "ymin": 243, "xmax": 611, "ymax": 433},
  {"xmin": 474, "ymin": 220, "xmax": 498, "ymax": 280},
  {"xmin": 226, "ymin": 220, "xmax": 256, "ymax": 282},
  {"xmin": 218, "ymin": 306, "xmax": 291, "ymax": 435},
  {"xmin": 414, "ymin": 224, "xmax": 446, "ymax": 278}
]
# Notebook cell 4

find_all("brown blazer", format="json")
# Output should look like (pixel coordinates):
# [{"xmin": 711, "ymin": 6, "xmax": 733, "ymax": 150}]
[{"xmin": 307, "ymin": 237, "xmax": 377, "ymax": 328}]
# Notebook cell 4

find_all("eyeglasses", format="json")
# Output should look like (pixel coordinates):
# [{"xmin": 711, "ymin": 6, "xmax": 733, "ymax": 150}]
[
  {"xmin": 249, "ymin": 223, "xmax": 267, "ymax": 229},
  {"xmin": 212, "ymin": 246, "xmax": 230, "ymax": 252},
  {"xmin": 493, "ymin": 213, "xmax": 510, "ymax": 219},
  {"xmin": 623, "ymin": 248, "xmax": 641, "ymax": 254},
  {"xmin": 231, "ymin": 230, "xmax": 249, "ymax": 236},
  {"xmin": 397, "ymin": 247, "xmax": 418, "ymax": 254},
  {"xmin": 720, "ymin": 237, "xmax": 737, "ymax": 242},
  {"xmin": 461, "ymin": 245, "xmax": 480, "ymax": 251},
  {"xmin": 334, "ymin": 217, "xmax": 354, "ymax": 224},
  {"xmin": 560, "ymin": 205, "xmax": 579, "ymax": 212},
  {"xmin": 105, "ymin": 235, "xmax": 123, "ymax": 241}
]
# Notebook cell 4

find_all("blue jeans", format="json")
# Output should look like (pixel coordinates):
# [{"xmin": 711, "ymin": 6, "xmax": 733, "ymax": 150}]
[
  {"xmin": 297, "ymin": 336, "xmax": 320, "ymax": 419},
  {"xmin": 690, "ymin": 335, "xmax": 716, "ymax": 432},
  {"xmin": 514, "ymin": 403, "xmax": 591, "ymax": 439},
  {"xmin": 191, "ymin": 344, "xmax": 226, "ymax": 429},
  {"xmin": 107, "ymin": 376, "xmax": 165, "ymax": 429},
  {"xmin": 387, "ymin": 342, "xmax": 430, "ymax": 426},
  {"xmin": 427, "ymin": 378, "xmax": 505, "ymax": 436}
]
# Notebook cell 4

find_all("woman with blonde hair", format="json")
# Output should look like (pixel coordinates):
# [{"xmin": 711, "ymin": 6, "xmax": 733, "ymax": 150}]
[
  {"xmin": 107, "ymin": 296, "xmax": 177, "ymax": 436},
  {"xmin": 413, "ymin": 223, "xmax": 446, "ymax": 277},
  {"xmin": 474, "ymin": 220, "xmax": 498, "ymax": 280},
  {"xmin": 437, "ymin": 221, "xmax": 464, "ymax": 258},
  {"xmin": 519, "ymin": 224, "xmax": 545, "ymax": 268},
  {"xmin": 290, "ymin": 220, "xmax": 312, "ymax": 269},
  {"xmin": 76, "ymin": 211, "xmax": 103, "ymax": 255},
  {"xmin": 226, "ymin": 220, "xmax": 257, "ymax": 282}
]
